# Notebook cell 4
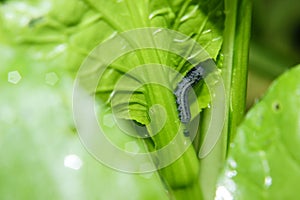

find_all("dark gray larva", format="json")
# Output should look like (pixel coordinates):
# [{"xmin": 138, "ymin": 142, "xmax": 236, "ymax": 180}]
[{"xmin": 174, "ymin": 64, "xmax": 205, "ymax": 124}]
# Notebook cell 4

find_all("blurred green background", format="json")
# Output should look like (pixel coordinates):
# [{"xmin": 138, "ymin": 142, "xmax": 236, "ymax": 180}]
[
  {"xmin": 0, "ymin": 0, "xmax": 299, "ymax": 199},
  {"xmin": 247, "ymin": 0, "xmax": 300, "ymax": 108}
]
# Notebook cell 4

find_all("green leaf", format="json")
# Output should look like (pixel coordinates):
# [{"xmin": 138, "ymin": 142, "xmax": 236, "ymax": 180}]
[
  {"xmin": 1, "ymin": 0, "xmax": 224, "ymax": 123},
  {"xmin": 1, "ymin": 0, "xmax": 225, "ymax": 199},
  {"xmin": 74, "ymin": 1, "xmax": 224, "ymax": 198},
  {"xmin": 216, "ymin": 65, "xmax": 300, "ymax": 199},
  {"xmin": 83, "ymin": 1, "xmax": 224, "ymax": 198}
]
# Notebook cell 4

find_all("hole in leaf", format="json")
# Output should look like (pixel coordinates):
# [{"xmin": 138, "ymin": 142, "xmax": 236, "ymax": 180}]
[{"xmin": 272, "ymin": 101, "xmax": 281, "ymax": 112}]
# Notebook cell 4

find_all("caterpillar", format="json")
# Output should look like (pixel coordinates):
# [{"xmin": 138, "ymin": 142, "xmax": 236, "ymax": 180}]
[{"xmin": 174, "ymin": 63, "xmax": 205, "ymax": 124}]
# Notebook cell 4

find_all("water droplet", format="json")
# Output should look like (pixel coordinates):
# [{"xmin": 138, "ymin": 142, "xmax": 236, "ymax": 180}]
[
  {"xmin": 149, "ymin": 8, "xmax": 171, "ymax": 20},
  {"xmin": 202, "ymin": 29, "xmax": 212, "ymax": 34},
  {"xmin": 259, "ymin": 151, "xmax": 270, "ymax": 173},
  {"xmin": 212, "ymin": 36, "xmax": 222, "ymax": 42},
  {"xmin": 215, "ymin": 186, "xmax": 233, "ymax": 200},
  {"xmin": 187, "ymin": 49, "xmax": 204, "ymax": 60},
  {"xmin": 45, "ymin": 72, "xmax": 59, "ymax": 86},
  {"xmin": 103, "ymin": 114, "xmax": 115, "ymax": 127},
  {"xmin": 226, "ymin": 170, "xmax": 237, "ymax": 178},
  {"xmin": 264, "ymin": 176, "xmax": 272, "ymax": 188},
  {"xmin": 125, "ymin": 141, "xmax": 140, "ymax": 154},
  {"xmin": 180, "ymin": 5, "xmax": 199, "ymax": 22},
  {"xmin": 139, "ymin": 172, "xmax": 154, "ymax": 179},
  {"xmin": 173, "ymin": 37, "xmax": 191, "ymax": 43},
  {"xmin": 8, "ymin": 70, "xmax": 22, "ymax": 84},
  {"xmin": 107, "ymin": 31, "xmax": 118, "ymax": 40},
  {"xmin": 54, "ymin": 44, "xmax": 66, "ymax": 53},
  {"xmin": 184, "ymin": 140, "xmax": 188, "ymax": 145},
  {"xmin": 152, "ymin": 28, "xmax": 163, "ymax": 36},
  {"xmin": 228, "ymin": 158, "xmax": 237, "ymax": 169},
  {"xmin": 64, "ymin": 154, "xmax": 83, "ymax": 170}
]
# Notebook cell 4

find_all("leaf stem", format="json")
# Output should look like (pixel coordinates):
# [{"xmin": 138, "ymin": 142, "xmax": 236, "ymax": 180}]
[
  {"xmin": 199, "ymin": 0, "xmax": 252, "ymax": 199},
  {"xmin": 224, "ymin": 0, "xmax": 252, "ymax": 143}
]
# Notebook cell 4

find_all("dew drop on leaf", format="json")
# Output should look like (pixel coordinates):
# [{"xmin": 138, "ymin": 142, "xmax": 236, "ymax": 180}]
[
  {"xmin": 45, "ymin": 72, "xmax": 59, "ymax": 86},
  {"xmin": 124, "ymin": 141, "xmax": 140, "ymax": 154},
  {"xmin": 8, "ymin": 70, "xmax": 22, "ymax": 84},
  {"xmin": 64, "ymin": 154, "xmax": 83, "ymax": 170}
]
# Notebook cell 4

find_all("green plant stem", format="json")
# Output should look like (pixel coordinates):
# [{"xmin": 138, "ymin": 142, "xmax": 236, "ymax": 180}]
[
  {"xmin": 199, "ymin": 0, "xmax": 252, "ymax": 199},
  {"xmin": 223, "ymin": 0, "xmax": 252, "ymax": 147}
]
